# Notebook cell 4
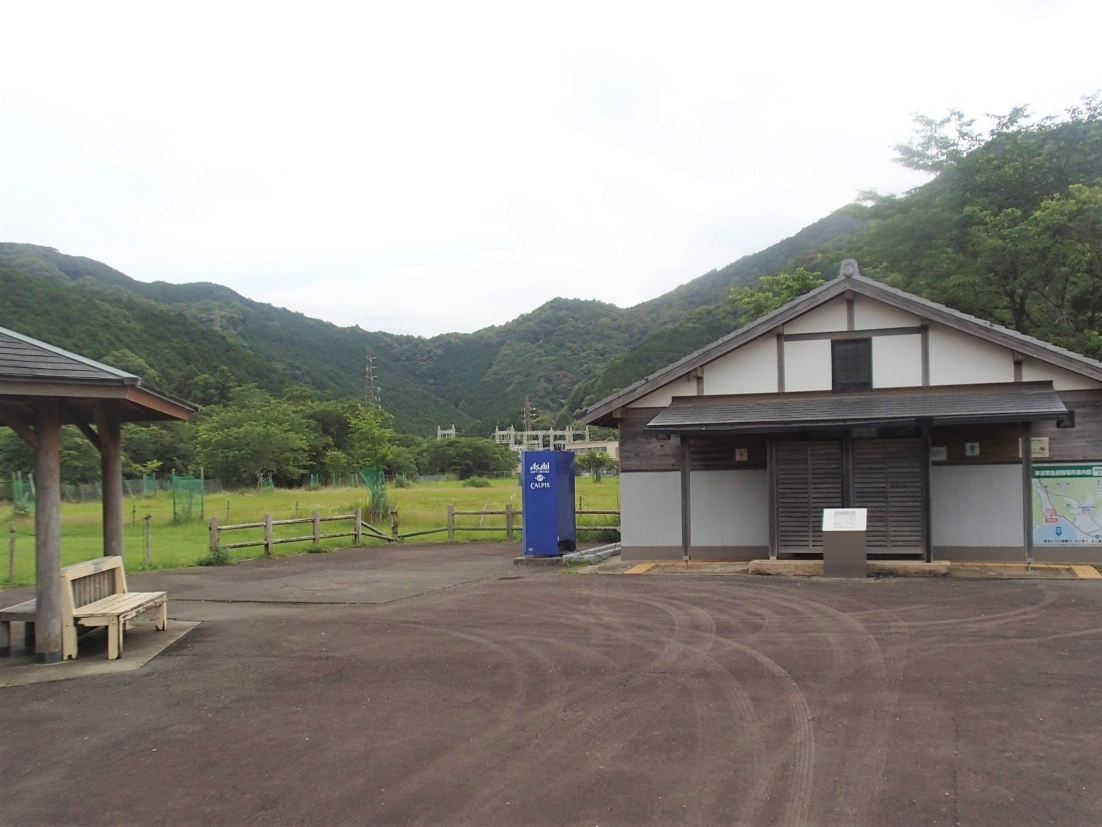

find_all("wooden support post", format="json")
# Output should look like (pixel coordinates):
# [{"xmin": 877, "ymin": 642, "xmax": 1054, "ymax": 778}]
[
  {"xmin": 209, "ymin": 517, "xmax": 219, "ymax": 553},
  {"xmin": 144, "ymin": 514, "xmax": 151, "ymax": 565},
  {"xmin": 922, "ymin": 426, "xmax": 933, "ymax": 564},
  {"xmin": 1022, "ymin": 421, "xmax": 1034, "ymax": 564},
  {"xmin": 312, "ymin": 510, "xmax": 321, "ymax": 545},
  {"xmin": 97, "ymin": 407, "xmax": 124, "ymax": 557},
  {"xmin": 390, "ymin": 507, "xmax": 399, "ymax": 539},
  {"xmin": 264, "ymin": 513, "xmax": 274, "ymax": 556},
  {"xmin": 34, "ymin": 399, "xmax": 63, "ymax": 663},
  {"xmin": 8, "ymin": 522, "xmax": 14, "ymax": 581},
  {"xmin": 353, "ymin": 507, "xmax": 362, "ymax": 545},
  {"xmin": 447, "ymin": 504, "xmax": 455, "ymax": 542},
  {"xmin": 767, "ymin": 437, "xmax": 778, "ymax": 560},
  {"xmin": 505, "ymin": 503, "xmax": 514, "ymax": 542},
  {"xmin": 680, "ymin": 435, "xmax": 691, "ymax": 564}
]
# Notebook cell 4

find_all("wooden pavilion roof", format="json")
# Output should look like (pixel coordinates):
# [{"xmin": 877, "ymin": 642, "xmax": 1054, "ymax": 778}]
[{"xmin": 0, "ymin": 325, "xmax": 197, "ymax": 425}]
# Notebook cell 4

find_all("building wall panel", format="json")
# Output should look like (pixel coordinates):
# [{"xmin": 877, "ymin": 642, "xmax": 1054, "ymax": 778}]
[
  {"xmin": 872, "ymin": 334, "xmax": 922, "ymax": 388},
  {"xmin": 690, "ymin": 469, "xmax": 769, "ymax": 547},
  {"xmin": 620, "ymin": 471, "xmax": 681, "ymax": 548},
  {"xmin": 783, "ymin": 297, "xmax": 848, "ymax": 334},
  {"xmin": 928, "ymin": 324, "xmax": 1015, "ymax": 385},
  {"xmin": 701, "ymin": 335, "xmax": 778, "ymax": 395},
  {"xmin": 783, "ymin": 339, "xmax": 832, "ymax": 391},
  {"xmin": 853, "ymin": 295, "xmax": 922, "ymax": 329},
  {"xmin": 931, "ymin": 464, "xmax": 1024, "ymax": 547},
  {"xmin": 1022, "ymin": 358, "xmax": 1102, "ymax": 391}
]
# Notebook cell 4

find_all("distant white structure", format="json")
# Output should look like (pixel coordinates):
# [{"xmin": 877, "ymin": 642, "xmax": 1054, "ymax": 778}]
[
  {"xmin": 436, "ymin": 425, "xmax": 457, "ymax": 440},
  {"xmin": 493, "ymin": 425, "xmax": 618, "ymax": 460}
]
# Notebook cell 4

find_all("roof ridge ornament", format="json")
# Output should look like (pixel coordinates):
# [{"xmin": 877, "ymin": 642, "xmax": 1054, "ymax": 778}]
[{"xmin": 840, "ymin": 259, "xmax": 860, "ymax": 279}]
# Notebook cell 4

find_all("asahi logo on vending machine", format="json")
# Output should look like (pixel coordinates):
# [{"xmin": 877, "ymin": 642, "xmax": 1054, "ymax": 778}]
[{"xmin": 528, "ymin": 461, "xmax": 551, "ymax": 489}]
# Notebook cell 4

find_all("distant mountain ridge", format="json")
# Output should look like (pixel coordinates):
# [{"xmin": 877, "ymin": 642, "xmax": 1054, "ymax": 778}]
[{"xmin": 0, "ymin": 207, "xmax": 866, "ymax": 434}]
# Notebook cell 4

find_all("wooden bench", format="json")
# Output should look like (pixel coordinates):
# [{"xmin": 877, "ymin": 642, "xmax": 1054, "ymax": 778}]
[{"xmin": 0, "ymin": 557, "xmax": 166, "ymax": 661}]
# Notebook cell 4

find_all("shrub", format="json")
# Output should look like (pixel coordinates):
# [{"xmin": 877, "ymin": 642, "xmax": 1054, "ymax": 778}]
[
  {"xmin": 392, "ymin": 474, "xmax": 412, "ymax": 489},
  {"xmin": 197, "ymin": 547, "xmax": 232, "ymax": 566},
  {"xmin": 462, "ymin": 476, "xmax": 491, "ymax": 488}
]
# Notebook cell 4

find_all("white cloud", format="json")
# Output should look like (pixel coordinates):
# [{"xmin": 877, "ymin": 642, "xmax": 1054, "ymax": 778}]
[{"xmin": 1, "ymin": 1, "xmax": 1100, "ymax": 335}]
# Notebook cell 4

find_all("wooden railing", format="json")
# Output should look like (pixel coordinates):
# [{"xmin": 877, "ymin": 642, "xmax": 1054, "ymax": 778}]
[
  {"xmin": 207, "ymin": 505, "xmax": 621, "ymax": 555},
  {"xmin": 208, "ymin": 508, "xmax": 396, "ymax": 556}
]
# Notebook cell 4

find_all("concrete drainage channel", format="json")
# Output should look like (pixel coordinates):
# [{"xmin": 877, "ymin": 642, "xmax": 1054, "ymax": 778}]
[{"xmin": 513, "ymin": 543, "xmax": 621, "ymax": 567}]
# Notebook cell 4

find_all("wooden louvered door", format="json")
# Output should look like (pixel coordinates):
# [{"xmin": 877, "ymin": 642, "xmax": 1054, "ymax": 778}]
[
  {"xmin": 853, "ymin": 439, "xmax": 924, "ymax": 556},
  {"xmin": 776, "ymin": 441, "xmax": 843, "ymax": 554}
]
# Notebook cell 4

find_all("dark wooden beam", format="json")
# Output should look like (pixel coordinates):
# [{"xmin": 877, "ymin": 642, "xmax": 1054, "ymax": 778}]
[
  {"xmin": 776, "ymin": 334, "xmax": 785, "ymax": 392},
  {"xmin": 680, "ymin": 435, "xmax": 691, "ymax": 564},
  {"xmin": 782, "ymin": 325, "xmax": 925, "ymax": 343},
  {"xmin": 1022, "ymin": 421, "xmax": 1034, "ymax": 564},
  {"xmin": 0, "ymin": 403, "xmax": 38, "ymax": 450},
  {"xmin": 74, "ymin": 421, "xmax": 102, "ymax": 453},
  {"xmin": 767, "ymin": 437, "xmax": 778, "ymax": 560}
]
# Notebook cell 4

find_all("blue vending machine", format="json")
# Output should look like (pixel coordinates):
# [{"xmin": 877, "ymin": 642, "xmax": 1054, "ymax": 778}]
[{"xmin": 522, "ymin": 450, "xmax": 577, "ymax": 556}]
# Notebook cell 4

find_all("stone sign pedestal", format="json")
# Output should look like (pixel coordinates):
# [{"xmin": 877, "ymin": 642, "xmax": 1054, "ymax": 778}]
[{"xmin": 822, "ymin": 508, "xmax": 868, "ymax": 578}]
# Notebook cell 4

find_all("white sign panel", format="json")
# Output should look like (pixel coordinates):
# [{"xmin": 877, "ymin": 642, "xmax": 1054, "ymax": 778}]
[{"xmin": 822, "ymin": 508, "xmax": 867, "ymax": 532}]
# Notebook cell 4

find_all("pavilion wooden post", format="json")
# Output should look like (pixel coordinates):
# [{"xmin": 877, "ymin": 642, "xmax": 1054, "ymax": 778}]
[
  {"xmin": 34, "ymin": 399, "xmax": 63, "ymax": 663},
  {"xmin": 96, "ymin": 405, "xmax": 124, "ymax": 557}
]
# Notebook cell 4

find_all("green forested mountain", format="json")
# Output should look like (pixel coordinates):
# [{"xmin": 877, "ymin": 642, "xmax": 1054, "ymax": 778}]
[
  {"xmin": 0, "ymin": 205, "xmax": 860, "ymax": 433},
  {"xmin": 2, "ymin": 98, "xmax": 1100, "ymax": 438}
]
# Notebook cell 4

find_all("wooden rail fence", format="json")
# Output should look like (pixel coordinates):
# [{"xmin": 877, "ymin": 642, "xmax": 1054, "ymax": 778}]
[{"xmin": 208, "ymin": 505, "xmax": 621, "ymax": 555}]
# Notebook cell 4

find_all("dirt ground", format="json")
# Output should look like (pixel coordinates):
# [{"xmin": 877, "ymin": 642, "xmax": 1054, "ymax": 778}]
[{"xmin": 3, "ymin": 544, "xmax": 1102, "ymax": 826}]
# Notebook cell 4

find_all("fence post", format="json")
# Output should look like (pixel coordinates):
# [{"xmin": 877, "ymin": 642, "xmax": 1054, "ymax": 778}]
[
  {"xmin": 447, "ymin": 505, "xmax": 455, "ymax": 542},
  {"xmin": 312, "ymin": 510, "xmax": 321, "ymax": 545},
  {"xmin": 264, "ymin": 513, "xmax": 273, "ymax": 556},
  {"xmin": 226, "ymin": 499, "xmax": 230, "ymax": 523},
  {"xmin": 354, "ymin": 507, "xmax": 362, "ymax": 546},
  {"xmin": 132, "ymin": 504, "xmax": 137, "ymax": 526},
  {"xmin": 209, "ymin": 517, "xmax": 219, "ymax": 553},
  {"xmin": 390, "ymin": 507, "xmax": 400, "ymax": 539},
  {"xmin": 144, "ymin": 515, "xmax": 152, "ymax": 565},
  {"xmin": 505, "ymin": 504, "xmax": 514, "ymax": 542},
  {"xmin": 8, "ymin": 523, "xmax": 14, "ymax": 580}
]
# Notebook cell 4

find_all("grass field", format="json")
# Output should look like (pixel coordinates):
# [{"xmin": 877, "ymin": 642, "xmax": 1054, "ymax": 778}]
[{"xmin": 1, "ymin": 476, "xmax": 620, "ymax": 587}]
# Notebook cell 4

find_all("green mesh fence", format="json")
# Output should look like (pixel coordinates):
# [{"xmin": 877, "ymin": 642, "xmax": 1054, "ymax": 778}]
[
  {"xmin": 260, "ymin": 475, "xmax": 275, "ymax": 490},
  {"xmin": 143, "ymin": 473, "xmax": 158, "ymax": 496},
  {"xmin": 172, "ymin": 474, "xmax": 204, "ymax": 523},
  {"xmin": 360, "ymin": 467, "xmax": 389, "ymax": 522},
  {"xmin": 309, "ymin": 474, "xmax": 320, "ymax": 490},
  {"xmin": 12, "ymin": 472, "xmax": 34, "ymax": 515}
]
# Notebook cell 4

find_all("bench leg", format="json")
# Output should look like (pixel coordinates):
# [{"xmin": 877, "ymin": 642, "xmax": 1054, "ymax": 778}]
[
  {"xmin": 63, "ymin": 620, "xmax": 77, "ymax": 661},
  {"xmin": 25, "ymin": 621, "xmax": 36, "ymax": 652},
  {"xmin": 156, "ymin": 601, "xmax": 167, "ymax": 631},
  {"xmin": 107, "ymin": 618, "xmax": 121, "ymax": 660},
  {"xmin": 0, "ymin": 620, "xmax": 9, "ymax": 658}
]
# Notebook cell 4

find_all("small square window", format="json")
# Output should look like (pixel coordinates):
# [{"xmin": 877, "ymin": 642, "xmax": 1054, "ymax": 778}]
[{"xmin": 832, "ymin": 339, "xmax": 872, "ymax": 391}]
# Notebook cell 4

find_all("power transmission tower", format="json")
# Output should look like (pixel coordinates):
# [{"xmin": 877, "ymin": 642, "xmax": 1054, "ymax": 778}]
[
  {"xmin": 523, "ymin": 395, "xmax": 535, "ymax": 431},
  {"xmin": 365, "ymin": 348, "xmax": 381, "ymax": 408}
]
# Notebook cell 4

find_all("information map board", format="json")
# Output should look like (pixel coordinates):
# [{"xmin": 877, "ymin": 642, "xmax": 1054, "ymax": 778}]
[{"xmin": 1033, "ymin": 464, "xmax": 1102, "ymax": 545}]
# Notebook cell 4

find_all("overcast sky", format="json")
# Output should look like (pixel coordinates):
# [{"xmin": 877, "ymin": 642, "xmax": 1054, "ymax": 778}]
[{"xmin": 2, "ymin": 1, "xmax": 1100, "ymax": 337}]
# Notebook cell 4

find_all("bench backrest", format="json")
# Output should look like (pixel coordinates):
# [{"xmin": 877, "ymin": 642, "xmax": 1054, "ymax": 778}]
[{"xmin": 61, "ymin": 556, "xmax": 128, "ymax": 613}]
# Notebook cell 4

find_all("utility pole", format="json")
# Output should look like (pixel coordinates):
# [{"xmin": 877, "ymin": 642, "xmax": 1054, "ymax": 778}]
[
  {"xmin": 365, "ymin": 347, "xmax": 381, "ymax": 408},
  {"xmin": 523, "ymin": 395, "xmax": 535, "ymax": 432}
]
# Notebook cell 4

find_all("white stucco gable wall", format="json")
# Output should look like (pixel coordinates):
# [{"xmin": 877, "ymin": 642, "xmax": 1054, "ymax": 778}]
[{"xmin": 700, "ymin": 335, "xmax": 778, "ymax": 395}]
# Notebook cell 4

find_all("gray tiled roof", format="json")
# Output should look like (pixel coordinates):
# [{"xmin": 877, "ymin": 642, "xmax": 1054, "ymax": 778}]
[
  {"xmin": 646, "ymin": 382, "xmax": 1068, "ymax": 433},
  {"xmin": 0, "ymin": 326, "xmax": 138, "ymax": 383}
]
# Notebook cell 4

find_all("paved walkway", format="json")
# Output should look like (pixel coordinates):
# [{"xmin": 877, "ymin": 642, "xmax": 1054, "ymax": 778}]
[{"xmin": 3, "ymin": 543, "xmax": 1102, "ymax": 825}]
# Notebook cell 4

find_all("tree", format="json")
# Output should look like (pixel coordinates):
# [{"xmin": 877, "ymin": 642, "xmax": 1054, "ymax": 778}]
[
  {"xmin": 345, "ymin": 405, "xmax": 394, "ymax": 470},
  {"xmin": 423, "ymin": 438, "xmax": 517, "ymax": 479},
  {"xmin": 729, "ymin": 268, "xmax": 824, "ymax": 321},
  {"xmin": 194, "ymin": 387, "xmax": 313, "ymax": 486},
  {"xmin": 575, "ymin": 450, "xmax": 617, "ymax": 482}
]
